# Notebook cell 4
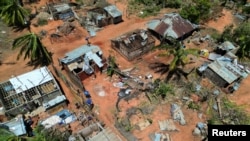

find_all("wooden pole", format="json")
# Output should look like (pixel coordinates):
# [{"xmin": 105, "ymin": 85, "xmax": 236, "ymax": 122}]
[{"xmin": 216, "ymin": 97, "xmax": 222, "ymax": 118}]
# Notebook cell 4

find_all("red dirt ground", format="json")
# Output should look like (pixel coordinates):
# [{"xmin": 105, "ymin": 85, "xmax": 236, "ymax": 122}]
[
  {"xmin": 1, "ymin": 1, "xmax": 250, "ymax": 141},
  {"xmin": 206, "ymin": 8, "xmax": 234, "ymax": 33}
]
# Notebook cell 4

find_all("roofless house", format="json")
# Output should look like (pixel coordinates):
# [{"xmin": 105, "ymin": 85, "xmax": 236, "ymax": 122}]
[
  {"xmin": 111, "ymin": 29, "xmax": 156, "ymax": 61},
  {"xmin": 0, "ymin": 67, "xmax": 67, "ymax": 117}
]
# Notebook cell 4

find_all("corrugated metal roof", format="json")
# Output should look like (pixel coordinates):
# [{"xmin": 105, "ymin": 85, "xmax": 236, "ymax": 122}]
[
  {"xmin": 155, "ymin": 22, "xmax": 169, "ymax": 36},
  {"xmin": 2, "ymin": 116, "xmax": 26, "ymax": 136},
  {"xmin": 147, "ymin": 13, "xmax": 197, "ymax": 39},
  {"xmin": 104, "ymin": 5, "xmax": 122, "ymax": 18},
  {"xmin": 147, "ymin": 20, "xmax": 161, "ymax": 30},
  {"xmin": 208, "ymin": 53, "xmax": 222, "ymax": 61},
  {"xmin": 217, "ymin": 41, "xmax": 236, "ymax": 51},
  {"xmin": 208, "ymin": 58, "xmax": 243, "ymax": 83},
  {"xmin": 53, "ymin": 4, "xmax": 71, "ymax": 12},
  {"xmin": 9, "ymin": 67, "xmax": 53, "ymax": 93},
  {"xmin": 60, "ymin": 44, "xmax": 101, "ymax": 64}
]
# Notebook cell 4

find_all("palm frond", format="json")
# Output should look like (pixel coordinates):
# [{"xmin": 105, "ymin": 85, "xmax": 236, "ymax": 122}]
[
  {"xmin": 0, "ymin": 0, "xmax": 28, "ymax": 26},
  {"xmin": 12, "ymin": 33, "xmax": 52, "ymax": 66}
]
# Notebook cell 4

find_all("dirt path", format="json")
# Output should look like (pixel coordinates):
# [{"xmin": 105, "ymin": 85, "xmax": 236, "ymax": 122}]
[{"xmin": 206, "ymin": 8, "xmax": 234, "ymax": 33}]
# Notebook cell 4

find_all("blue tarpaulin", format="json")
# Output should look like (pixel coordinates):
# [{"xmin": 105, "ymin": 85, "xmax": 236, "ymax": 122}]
[
  {"xmin": 84, "ymin": 90, "xmax": 90, "ymax": 96},
  {"xmin": 86, "ymin": 98, "xmax": 92, "ymax": 105}
]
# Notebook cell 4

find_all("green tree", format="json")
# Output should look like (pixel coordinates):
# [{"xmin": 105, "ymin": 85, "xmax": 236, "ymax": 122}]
[
  {"xmin": 242, "ymin": 6, "xmax": 250, "ymax": 14},
  {"xmin": 0, "ymin": 0, "xmax": 28, "ymax": 26},
  {"xmin": 0, "ymin": 0, "xmax": 12, "ymax": 12},
  {"xmin": 218, "ymin": 24, "xmax": 234, "ymax": 42},
  {"xmin": 180, "ymin": 0, "xmax": 211, "ymax": 23},
  {"xmin": 0, "ymin": 126, "xmax": 27, "ymax": 141},
  {"xmin": 150, "ymin": 43, "xmax": 198, "ymax": 82},
  {"xmin": 164, "ymin": 0, "xmax": 181, "ymax": 8},
  {"xmin": 180, "ymin": 5, "xmax": 200, "ymax": 24},
  {"xmin": 154, "ymin": 81, "xmax": 174, "ymax": 99},
  {"xmin": 233, "ymin": 22, "xmax": 250, "ymax": 60},
  {"xmin": 31, "ymin": 125, "xmax": 71, "ymax": 141},
  {"xmin": 106, "ymin": 55, "xmax": 119, "ymax": 78},
  {"xmin": 12, "ymin": 33, "xmax": 53, "ymax": 67}
]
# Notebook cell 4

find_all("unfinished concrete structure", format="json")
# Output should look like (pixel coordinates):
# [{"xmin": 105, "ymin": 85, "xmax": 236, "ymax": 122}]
[
  {"xmin": 86, "ymin": 5, "xmax": 122, "ymax": 27},
  {"xmin": 0, "ymin": 67, "xmax": 67, "ymax": 117},
  {"xmin": 59, "ymin": 44, "xmax": 106, "ymax": 89},
  {"xmin": 111, "ymin": 29, "xmax": 156, "ymax": 61},
  {"xmin": 147, "ymin": 13, "xmax": 198, "ymax": 42}
]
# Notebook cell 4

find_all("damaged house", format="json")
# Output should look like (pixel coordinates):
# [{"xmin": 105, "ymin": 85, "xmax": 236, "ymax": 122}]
[
  {"xmin": 59, "ymin": 44, "xmax": 106, "ymax": 89},
  {"xmin": 111, "ymin": 29, "xmax": 156, "ymax": 61},
  {"xmin": 198, "ymin": 41, "xmax": 248, "ymax": 89},
  {"xmin": 208, "ymin": 41, "xmax": 239, "ymax": 61},
  {"xmin": 147, "ymin": 13, "xmax": 198, "ymax": 42},
  {"xmin": 86, "ymin": 5, "xmax": 122, "ymax": 27},
  {"xmin": 47, "ymin": 3, "xmax": 76, "ymax": 20},
  {"xmin": 0, "ymin": 67, "xmax": 67, "ymax": 117},
  {"xmin": 198, "ymin": 56, "xmax": 248, "ymax": 88}
]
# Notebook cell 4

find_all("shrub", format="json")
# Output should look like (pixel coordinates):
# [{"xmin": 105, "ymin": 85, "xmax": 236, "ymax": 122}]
[{"xmin": 37, "ymin": 18, "xmax": 48, "ymax": 26}]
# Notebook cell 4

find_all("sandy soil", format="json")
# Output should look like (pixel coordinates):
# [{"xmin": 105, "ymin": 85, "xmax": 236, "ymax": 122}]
[
  {"xmin": 1, "ymin": 1, "xmax": 250, "ymax": 141},
  {"xmin": 206, "ymin": 8, "xmax": 234, "ymax": 33}
]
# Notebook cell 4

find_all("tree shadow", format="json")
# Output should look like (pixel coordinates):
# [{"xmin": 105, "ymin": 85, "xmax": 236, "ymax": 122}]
[
  {"xmin": 12, "ymin": 22, "xmax": 31, "ymax": 32},
  {"xmin": 26, "ymin": 52, "xmax": 53, "ymax": 69},
  {"xmin": 12, "ymin": 25, "xmax": 27, "ymax": 32}
]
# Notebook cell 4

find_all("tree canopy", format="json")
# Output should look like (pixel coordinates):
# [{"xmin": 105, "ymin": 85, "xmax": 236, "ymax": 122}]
[
  {"xmin": 233, "ymin": 22, "xmax": 250, "ymax": 59},
  {"xmin": 219, "ymin": 22, "xmax": 250, "ymax": 60},
  {"xmin": 12, "ymin": 33, "xmax": 52, "ymax": 67},
  {"xmin": 0, "ymin": 0, "xmax": 28, "ymax": 26},
  {"xmin": 180, "ymin": 0, "xmax": 211, "ymax": 24}
]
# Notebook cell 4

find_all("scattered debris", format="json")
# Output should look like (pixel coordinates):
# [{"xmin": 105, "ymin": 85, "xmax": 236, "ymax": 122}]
[
  {"xmin": 113, "ymin": 82, "xmax": 125, "ymax": 88},
  {"xmin": 58, "ymin": 22, "xmax": 75, "ymax": 36},
  {"xmin": 213, "ymin": 89, "xmax": 220, "ymax": 96},
  {"xmin": 170, "ymin": 104, "xmax": 186, "ymax": 125},
  {"xmin": 137, "ymin": 119, "xmax": 151, "ymax": 130},
  {"xmin": 193, "ymin": 122, "xmax": 208, "ymax": 139},
  {"xmin": 150, "ymin": 132, "xmax": 172, "ymax": 141},
  {"xmin": 193, "ymin": 127, "xmax": 201, "ymax": 136},
  {"xmin": 158, "ymin": 119, "xmax": 179, "ymax": 131},
  {"xmin": 118, "ymin": 88, "xmax": 132, "ymax": 98}
]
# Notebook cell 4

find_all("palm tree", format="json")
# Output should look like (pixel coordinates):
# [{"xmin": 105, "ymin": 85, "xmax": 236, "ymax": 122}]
[
  {"xmin": 0, "ymin": 0, "xmax": 12, "ymax": 12},
  {"xmin": 0, "ymin": 0, "xmax": 28, "ymax": 27},
  {"xmin": 149, "ymin": 42, "xmax": 198, "ymax": 82},
  {"xmin": 106, "ymin": 55, "xmax": 119, "ymax": 78},
  {"xmin": 12, "ymin": 33, "xmax": 53, "ymax": 67}
]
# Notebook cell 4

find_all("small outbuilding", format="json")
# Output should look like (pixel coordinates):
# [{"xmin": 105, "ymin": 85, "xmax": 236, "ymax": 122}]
[{"xmin": 86, "ymin": 5, "xmax": 122, "ymax": 27}]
